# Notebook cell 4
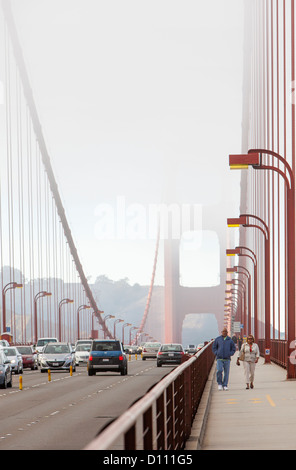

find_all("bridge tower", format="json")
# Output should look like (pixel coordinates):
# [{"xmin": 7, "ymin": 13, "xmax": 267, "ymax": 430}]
[{"xmin": 164, "ymin": 203, "xmax": 226, "ymax": 343}]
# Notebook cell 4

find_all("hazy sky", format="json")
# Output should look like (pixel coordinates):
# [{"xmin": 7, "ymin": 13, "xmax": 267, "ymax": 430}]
[{"xmin": 10, "ymin": 0, "xmax": 243, "ymax": 285}]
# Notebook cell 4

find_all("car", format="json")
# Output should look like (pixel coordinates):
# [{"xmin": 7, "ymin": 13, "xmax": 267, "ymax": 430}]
[
  {"xmin": 157, "ymin": 343, "xmax": 185, "ymax": 367},
  {"xmin": 0, "ymin": 350, "xmax": 12, "ymax": 389},
  {"xmin": 0, "ymin": 346, "xmax": 23, "ymax": 374},
  {"xmin": 88, "ymin": 340, "xmax": 127, "ymax": 376},
  {"xmin": 125, "ymin": 345, "xmax": 140, "ymax": 355},
  {"xmin": 141, "ymin": 342, "xmax": 161, "ymax": 360},
  {"xmin": 75, "ymin": 343, "xmax": 91, "ymax": 366},
  {"xmin": 39, "ymin": 342, "xmax": 76, "ymax": 373},
  {"xmin": 0, "ymin": 340, "xmax": 10, "ymax": 347},
  {"xmin": 16, "ymin": 345, "xmax": 38, "ymax": 370},
  {"xmin": 75, "ymin": 339, "xmax": 92, "ymax": 349},
  {"xmin": 197, "ymin": 343, "xmax": 205, "ymax": 351},
  {"xmin": 35, "ymin": 337, "xmax": 58, "ymax": 354},
  {"xmin": 185, "ymin": 346, "xmax": 198, "ymax": 355}
]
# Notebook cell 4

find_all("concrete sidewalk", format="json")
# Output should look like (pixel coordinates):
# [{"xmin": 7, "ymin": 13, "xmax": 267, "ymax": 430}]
[{"xmin": 186, "ymin": 352, "xmax": 296, "ymax": 450}]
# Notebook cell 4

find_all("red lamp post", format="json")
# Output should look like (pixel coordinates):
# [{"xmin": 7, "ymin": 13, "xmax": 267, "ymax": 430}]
[
  {"xmin": 122, "ymin": 323, "xmax": 131, "ymax": 345},
  {"xmin": 229, "ymin": 149, "xmax": 295, "ymax": 378},
  {"xmin": 113, "ymin": 319, "xmax": 123, "ymax": 339},
  {"xmin": 77, "ymin": 305, "xmax": 91, "ymax": 340},
  {"xmin": 103, "ymin": 315, "xmax": 115, "ymax": 339},
  {"xmin": 34, "ymin": 291, "xmax": 52, "ymax": 344},
  {"xmin": 227, "ymin": 247, "xmax": 258, "ymax": 338},
  {"xmin": 58, "ymin": 298, "xmax": 74, "ymax": 342},
  {"xmin": 228, "ymin": 214, "xmax": 271, "ymax": 363},
  {"xmin": 2, "ymin": 282, "xmax": 23, "ymax": 335}
]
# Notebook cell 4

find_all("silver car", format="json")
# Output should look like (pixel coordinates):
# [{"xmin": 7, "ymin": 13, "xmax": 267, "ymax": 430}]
[
  {"xmin": 39, "ymin": 342, "xmax": 76, "ymax": 373},
  {"xmin": 141, "ymin": 342, "xmax": 161, "ymax": 360},
  {"xmin": 1, "ymin": 346, "xmax": 23, "ymax": 374}
]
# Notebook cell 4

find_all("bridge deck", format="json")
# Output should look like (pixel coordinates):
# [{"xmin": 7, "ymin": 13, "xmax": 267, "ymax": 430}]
[{"xmin": 187, "ymin": 352, "xmax": 296, "ymax": 450}]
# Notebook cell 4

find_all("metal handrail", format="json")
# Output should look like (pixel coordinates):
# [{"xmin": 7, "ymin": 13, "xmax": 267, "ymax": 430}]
[{"xmin": 84, "ymin": 341, "xmax": 214, "ymax": 450}]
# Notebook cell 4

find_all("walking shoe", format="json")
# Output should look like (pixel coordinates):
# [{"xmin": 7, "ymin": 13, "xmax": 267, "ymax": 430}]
[
  {"xmin": 223, "ymin": 386, "xmax": 229, "ymax": 391},
  {"xmin": 218, "ymin": 385, "xmax": 223, "ymax": 391}
]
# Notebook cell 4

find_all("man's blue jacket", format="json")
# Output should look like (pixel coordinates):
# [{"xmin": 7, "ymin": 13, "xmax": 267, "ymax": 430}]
[{"xmin": 212, "ymin": 335, "xmax": 236, "ymax": 360}]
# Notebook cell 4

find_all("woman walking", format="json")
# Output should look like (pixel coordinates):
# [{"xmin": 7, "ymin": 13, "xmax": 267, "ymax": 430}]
[{"xmin": 237, "ymin": 335, "xmax": 260, "ymax": 389}]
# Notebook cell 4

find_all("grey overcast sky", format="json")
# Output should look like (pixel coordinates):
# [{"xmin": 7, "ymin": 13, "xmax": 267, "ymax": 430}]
[{"xmin": 10, "ymin": 0, "xmax": 243, "ymax": 285}]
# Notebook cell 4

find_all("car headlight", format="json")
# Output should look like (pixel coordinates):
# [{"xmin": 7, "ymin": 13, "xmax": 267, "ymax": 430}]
[{"xmin": 10, "ymin": 359, "xmax": 16, "ymax": 364}]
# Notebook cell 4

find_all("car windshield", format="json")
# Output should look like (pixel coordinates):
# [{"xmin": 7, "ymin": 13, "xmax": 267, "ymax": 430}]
[
  {"xmin": 37, "ymin": 339, "xmax": 57, "ymax": 347},
  {"xmin": 144, "ymin": 343, "xmax": 161, "ymax": 348},
  {"xmin": 76, "ymin": 344, "xmax": 91, "ymax": 352},
  {"xmin": 2, "ymin": 347, "xmax": 17, "ymax": 356},
  {"xmin": 44, "ymin": 344, "xmax": 70, "ymax": 354},
  {"xmin": 16, "ymin": 346, "xmax": 32, "ymax": 354},
  {"xmin": 92, "ymin": 341, "xmax": 121, "ymax": 352},
  {"xmin": 161, "ymin": 344, "xmax": 183, "ymax": 352}
]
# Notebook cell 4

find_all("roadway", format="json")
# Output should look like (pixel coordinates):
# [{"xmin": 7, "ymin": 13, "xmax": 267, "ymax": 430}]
[{"xmin": 0, "ymin": 357, "xmax": 175, "ymax": 450}]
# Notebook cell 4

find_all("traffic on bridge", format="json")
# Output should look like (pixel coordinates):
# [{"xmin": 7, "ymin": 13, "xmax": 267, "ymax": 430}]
[{"xmin": 1, "ymin": 0, "xmax": 296, "ymax": 456}]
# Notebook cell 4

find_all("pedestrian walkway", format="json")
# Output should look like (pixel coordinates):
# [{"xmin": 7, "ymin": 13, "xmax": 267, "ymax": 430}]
[
  {"xmin": 186, "ymin": 352, "xmax": 296, "ymax": 450},
  {"xmin": 203, "ymin": 352, "xmax": 296, "ymax": 450}
]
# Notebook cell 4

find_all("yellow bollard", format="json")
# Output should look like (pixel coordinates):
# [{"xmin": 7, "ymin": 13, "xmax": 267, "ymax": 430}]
[
  {"xmin": 135, "ymin": 354, "xmax": 137, "ymax": 361},
  {"xmin": 48, "ymin": 369, "xmax": 51, "ymax": 382},
  {"xmin": 19, "ymin": 375, "xmax": 23, "ymax": 391},
  {"xmin": 70, "ymin": 365, "xmax": 73, "ymax": 376},
  {"xmin": 129, "ymin": 354, "xmax": 131, "ymax": 361}
]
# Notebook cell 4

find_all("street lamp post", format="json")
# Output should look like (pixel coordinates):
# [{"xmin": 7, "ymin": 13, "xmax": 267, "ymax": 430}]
[
  {"xmin": 2, "ymin": 282, "xmax": 23, "ymax": 335},
  {"xmin": 34, "ymin": 291, "xmax": 52, "ymax": 344},
  {"xmin": 227, "ymin": 214, "xmax": 271, "ymax": 363},
  {"xmin": 238, "ymin": 247, "xmax": 257, "ymax": 339},
  {"xmin": 129, "ymin": 326, "xmax": 138, "ymax": 345},
  {"xmin": 58, "ymin": 298, "xmax": 74, "ymax": 342},
  {"xmin": 113, "ymin": 319, "xmax": 123, "ymax": 339},
  {"xmin": 77, "ymin": 305, "xmax": 91, "ymax": 340},
  {"xmin": 103, "ymin": 315, "xmax": 115, "ymax": 339},
  {"xmin": 122, "ymin": 323, "xmax": 131, "ymax": 345},
  {"xmin": 229, "ymin": 149, "xmax": 295, "ymax": 378}
]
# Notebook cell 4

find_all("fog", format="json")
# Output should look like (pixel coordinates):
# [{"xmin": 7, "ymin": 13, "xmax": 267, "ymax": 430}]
[{"xmin": 9, "ymin": 0, "xmax": 243, "ymax": 285}]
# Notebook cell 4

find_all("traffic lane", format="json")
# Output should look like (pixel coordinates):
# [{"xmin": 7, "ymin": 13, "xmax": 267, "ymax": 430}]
[{"xmin": 0, "ymin": 360, "xmax": 175, "ymax": 449}]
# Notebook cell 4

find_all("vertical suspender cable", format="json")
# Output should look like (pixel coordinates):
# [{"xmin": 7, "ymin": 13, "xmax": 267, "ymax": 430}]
[{"xmin": 1, "ymin": 0, "xmax": 112, "ymax": 339}]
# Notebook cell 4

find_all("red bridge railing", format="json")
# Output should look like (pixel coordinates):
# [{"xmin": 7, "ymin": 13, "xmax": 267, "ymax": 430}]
[
  {"xmin": 258, "ymin": 339, "xmax": 287, "ymax": 369},
  {"xmin": 84, "ymin": 341, "xmax": 214, "ymax": 450}
]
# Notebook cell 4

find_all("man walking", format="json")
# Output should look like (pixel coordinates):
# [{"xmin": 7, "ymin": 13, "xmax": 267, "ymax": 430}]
[{"xmin": 212, "ymin": 328, "xmax": 236, "ymax": 391}]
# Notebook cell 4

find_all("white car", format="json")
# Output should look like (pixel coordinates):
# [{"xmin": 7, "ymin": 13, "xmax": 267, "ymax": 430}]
[
  {"xmin": 35, "ymin": 337, "xmax": 58, "ymax": 354},
  {"xmin": 1, "ymin": 346, "xmax": 23, "ymax": 374},
  {"xmin": 141, "ymin": 342, "xmax": 161, "ymax": 360},
  {"xmin": 75, "ymin": 343, "xmax": 91, "ymax": 366}
]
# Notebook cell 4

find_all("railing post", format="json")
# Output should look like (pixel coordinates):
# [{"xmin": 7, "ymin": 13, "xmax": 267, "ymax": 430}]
[{"xmin": 184, "ymin": 363, "xmax": 193, "ymax": 441}]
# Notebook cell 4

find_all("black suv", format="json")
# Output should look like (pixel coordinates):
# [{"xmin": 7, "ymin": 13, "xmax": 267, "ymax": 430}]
[{"xmin": 88, "ymin": 340, "xmax": 128, "ymax": 376}]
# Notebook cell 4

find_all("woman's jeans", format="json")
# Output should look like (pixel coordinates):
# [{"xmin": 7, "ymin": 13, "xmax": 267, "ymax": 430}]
[{"xmin": 216, "ymin": 359, "xmax": 231, "ymax": 387}]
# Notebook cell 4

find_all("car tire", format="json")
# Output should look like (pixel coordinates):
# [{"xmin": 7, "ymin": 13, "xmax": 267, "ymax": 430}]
[
  {"xmin": 7, "ymin": 374, "xmax": 12, "ymax": 388},
  {"xmin": 88, "ymin": 368, "xmax": 95, "ymax": 376},
  {"xmin": 120, "ymin": 366, "xmax": 127, "ymax": 376},
  {"xmin": 157, "ymin": 362, "xmax": 162, "ymax": 367},
  {"xmin": 0, "ymin": 377, "xmax": 7, "ymax": 389}
]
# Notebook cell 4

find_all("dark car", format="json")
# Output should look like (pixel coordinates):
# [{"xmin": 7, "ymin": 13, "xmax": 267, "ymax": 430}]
[
  {"xmin": 88, "ymin": 340, "xmax": 127, "ymax": 376},
  {"xmin": 157, "ymin": 343, "xmax": 185, "ymax": 367},
  {"xmin": 16, "ymin": 345, "xmax": 38, "ymax": 370},
  {"xmin": 0, "ymin": 350, "xmax": 12, "ymax": 388}
]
